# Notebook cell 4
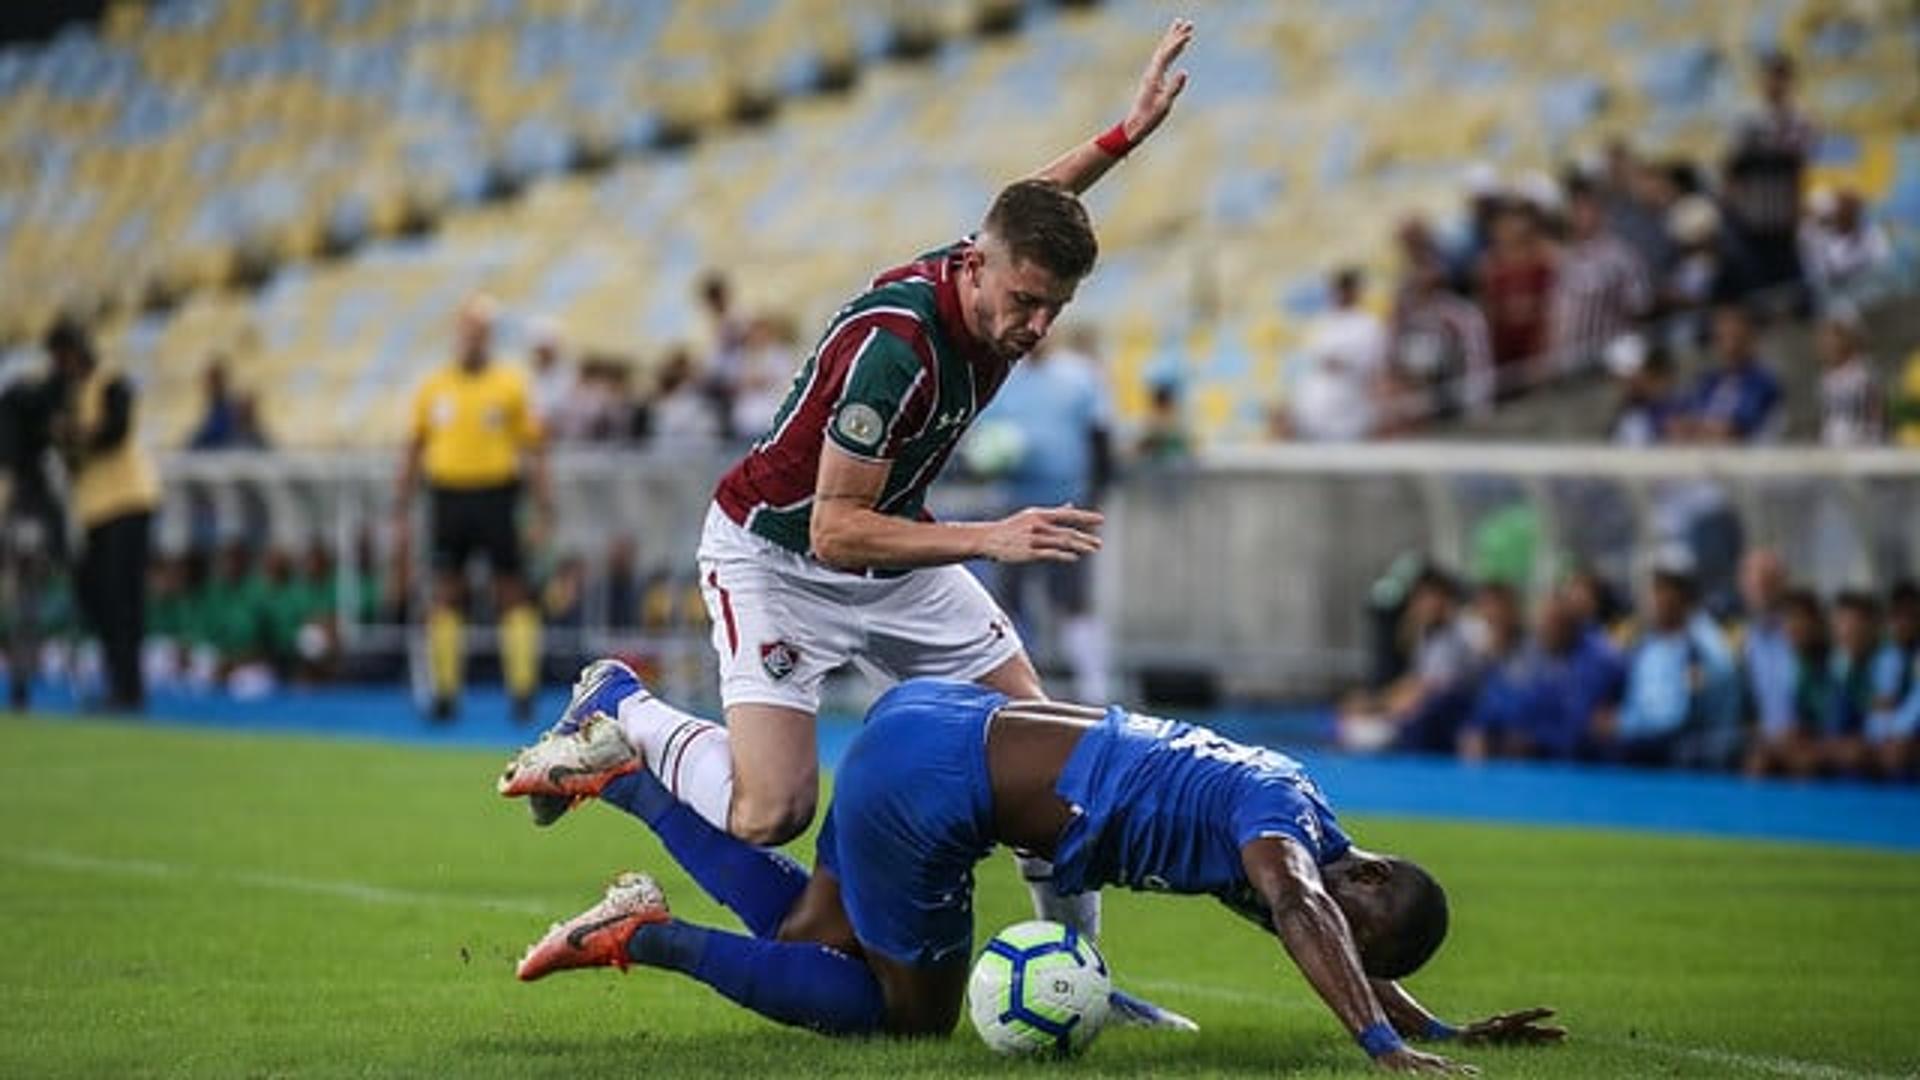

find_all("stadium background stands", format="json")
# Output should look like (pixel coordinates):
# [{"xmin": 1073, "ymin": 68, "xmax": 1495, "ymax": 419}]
[{"xmin": 2, "ymin": 0, "xmax": 1915, "ymax": 446}]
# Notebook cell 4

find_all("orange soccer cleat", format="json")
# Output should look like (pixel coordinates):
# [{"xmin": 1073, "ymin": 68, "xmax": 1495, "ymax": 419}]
[
  {"xmin": 517, "ymin": 872, "xmax": 672, "ymax": 981},
  {"xmin": 497, "ymin": 709, "xmax": 641, "ymax": 815}
]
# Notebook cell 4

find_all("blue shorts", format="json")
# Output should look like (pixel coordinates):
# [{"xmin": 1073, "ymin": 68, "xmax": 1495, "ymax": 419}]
[{"xmin": 815, "ymin": 679, "xmax": 1004, "ymax": 968}]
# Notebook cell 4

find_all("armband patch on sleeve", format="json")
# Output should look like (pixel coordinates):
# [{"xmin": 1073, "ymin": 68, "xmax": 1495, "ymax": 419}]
[{"xmin": 835, "ymin": 402, "xmax": 886, "ymax": 452}]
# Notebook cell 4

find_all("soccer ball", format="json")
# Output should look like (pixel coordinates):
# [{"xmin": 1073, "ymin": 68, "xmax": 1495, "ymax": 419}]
[{"xmin": 966, "ymin": 920, "xmax": 1112, "ymax": 1057}]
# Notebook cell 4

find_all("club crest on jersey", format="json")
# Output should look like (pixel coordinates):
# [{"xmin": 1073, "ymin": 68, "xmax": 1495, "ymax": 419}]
[
  {"xmin": 835, "ymin": 403, "xmax": 885, "ymax": 449},
  {"xmin": 760, "ymin": 640, "xmax": 800, "ymax": 681}
]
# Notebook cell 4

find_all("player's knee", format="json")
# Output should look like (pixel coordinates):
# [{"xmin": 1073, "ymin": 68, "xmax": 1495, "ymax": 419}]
[{"xmin": 729, "ymin": 790, "xmax": 815, "ymax": 846}]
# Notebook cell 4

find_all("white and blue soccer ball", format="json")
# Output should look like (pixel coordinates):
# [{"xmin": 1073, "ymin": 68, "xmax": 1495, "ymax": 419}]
[{"xmin": 966, "ymin": 920, "xmax": 1112, "ymax": 1057}]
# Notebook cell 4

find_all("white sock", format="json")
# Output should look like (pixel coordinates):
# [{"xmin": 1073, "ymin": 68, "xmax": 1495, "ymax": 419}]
[
  {"xmin": 617, "ymin": 691, "xmax": 735, "ymax": 831},
  {"xmin": 1015, "ymin": 852, "xmax": 1102, "ymax": 939},
  {"xmin": 1061, "ymin": 615, "xmax": 1110, "ymax": 703}
]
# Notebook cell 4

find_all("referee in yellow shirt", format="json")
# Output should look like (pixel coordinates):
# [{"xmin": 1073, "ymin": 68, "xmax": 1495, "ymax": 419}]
[{"xmin": 397, "ymin": 296, "xmax": 550, "ymax": 723}]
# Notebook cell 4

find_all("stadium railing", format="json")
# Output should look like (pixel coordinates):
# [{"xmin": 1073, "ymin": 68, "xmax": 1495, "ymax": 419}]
[{"xmin": 158, "ymin": 443, "xmax": 1920, "ymax": 705}]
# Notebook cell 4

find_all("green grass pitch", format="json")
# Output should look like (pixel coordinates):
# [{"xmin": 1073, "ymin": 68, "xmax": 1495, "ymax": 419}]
[{"xmin": 1, "ymin": 716, "xmax": 1915, "ymax": 1078}]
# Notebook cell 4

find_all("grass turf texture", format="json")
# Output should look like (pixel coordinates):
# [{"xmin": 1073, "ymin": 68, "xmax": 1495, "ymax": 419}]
[{"xmin": 2, "ymin": 716, "xmax": 1915, "ymax": 1079}]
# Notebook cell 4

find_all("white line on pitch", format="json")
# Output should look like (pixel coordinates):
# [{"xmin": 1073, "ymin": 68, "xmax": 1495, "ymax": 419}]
[
  {"xmin": 1589, "ymin": 1035, "xmax": 1902, "ymax": 1080},
  {"xmin": 1126, "ymin": 977, "xmax": 1896, "ymax": 1080},
  {"xmin": 4, "ymin": 847, "xmax": 555, "ymax": 916}
]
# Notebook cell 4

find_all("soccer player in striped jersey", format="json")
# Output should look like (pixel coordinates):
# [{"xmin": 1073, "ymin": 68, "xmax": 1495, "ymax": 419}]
[{"xmin": 518, "ymin": 17, "xmax": 1198, "ymax": 1029}]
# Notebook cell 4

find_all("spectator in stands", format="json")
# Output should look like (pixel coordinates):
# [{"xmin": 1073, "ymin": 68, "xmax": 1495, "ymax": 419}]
[
  {"xmin": 1722, "ymin": 52, "xmax": 1816, "ymax": 305},
  {"xmin": 1670, "ymin": 305, "xmax": 1783, "ymax": 443},
  {"xmin": 1391, "ymin": 253, "xmax": 1494, "ymax": 421},
  {"xmin": 1823, "ymin": 591, "xmax": 1881, "ymax": 775},
  {"xmin": 698, "ymin": 272, "xmax": 750, "ymax": 438},
  {"xmin": 1135, "ymin": 379, "xmax": 1192, "ymax": 463},
  {"xmin": 1340, "ymin": 568, "xmax": 1477, "ymax": 755},
  {"xmin": 1548, "ymin": 178, "xmax": 1651, "ymax": 376},
  {"xmin": 1800, "ymin": 188, "xmax": 1895, "ymax": 310},
  {"xmin": 1604, "ymin": 145, "xmax": 1677, "ymax": 284},
  {"xmin": 1598, "ymin": 552, "xmax": 1739, "ymax": 767},
  {"xmin": 1476, "ymin": 201, "xmax": 1557, "ymax": 392},
  {"xmin": 1815, "ymin": 310, "xmax": 1883, "ymax": 446},
  {"xmin": 651, "ymin": 346, "xmax": 722, "ymax": 445},
  {"xmin": 1462, "ymin": 591, "xmax": 1624, "ymax": 762},
  {"xmin": 1737, "ymin": 549, "xmax": 1799, "ymax": 755},
  {"xmin": 1662, "ymin": 194, "xmax": 1738, "ymax": 350},
  {"xmin": 299, "ymin": 541, "xmax": 349, "ymax": 677},
  {"xmin": 1560, "ymin": 568, "xmax": 1629, "ymax": 644},
  {"xmin": 546, "ymin": 357, "xmax": 608, "ymax": 444},
  {"xmin": 1290, "ymin": 267, "xmax": 1388, "ymax": 441},
  {"xmin": 201, "ymin": 541, "xmax": 272, "ymax": 694},
  {"xmin": 1605, "ymin": 336, "xmax": 1678, "ymax": 446},
  {"xmin": 699, "ymin": 272, "xmax": 748, "ymax": 380},
  {"xmin": 49, "ymin": 319, "xmax": 158, "ymax": 713},
  {"xmin": 541, "ymin": 552, "xmax": 589, "ymax": 631},
  {"xmin": 1456, "ymin": 581, "xmax": 1529, "ymax": 761},
  {"xmin": 601, "ymin": 534, "xmax": 644, "ymax": 631},
  {"xmin": 142, "ymin": 555, "xmax": 190, "ymax": 691},
  {"xmin": 730, "ymin": 314, "xmax": 799, "ymax": 440},
  {"xmin": 981, "ymin": 326, "xmax": 1114, "ymax": 701},
  {"xmin": 187, "ymin": 356, "xmax": 240, "ymax": 450},
  {"xmin": 1444, "ymin": 162, "xmax": 1505, "ymax": 294},
  {"xmin": 1744, "ymin": 589, "xmax": 1829, "ymax": 778},
  {"xmin": 260, "ymin": 547, "xmax": 334, "ymax": 683},
  {"xmin": 526, "ymin": 318, "xmax": 575, "ymax": 431},
  {"xmin": 227, "ymin": 393, "xmax": 272, "ymax": 450},
  {"xmin": 1867, "ymin": 581, "xmax": 1919, "ymax": 779}
]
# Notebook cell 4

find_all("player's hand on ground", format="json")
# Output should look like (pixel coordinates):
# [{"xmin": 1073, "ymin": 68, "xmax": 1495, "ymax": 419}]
[
  {"xmin": 1124, "ymin": 17, "xmax": 1193, "ymax": 143},
  {"xmin": 1458, "ymin": 1006, "xmax": 1566, "ymax": 1046},
  {"xmin": 1373, "ymin": 1047, "xmax": 1477, "ymax": 1074},
  {"xmin": 980, "ymin": 505, "xmax": 1103, "ymax": 563}
]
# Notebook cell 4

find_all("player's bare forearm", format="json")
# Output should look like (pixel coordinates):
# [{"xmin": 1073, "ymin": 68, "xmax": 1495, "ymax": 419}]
[
  {"xmin": 1372, "ymin": 978, "xmax": 1444, "ymax": 1039},
  {"xmin": 811, "ymin": 443, "xmax": 1100, "ymax": 570},
  {"xmin": 1029, "ymin": 18, "xmax": 1192, "ymax": 196},
  {"xmin": 811, "ymin": 498, "xmax": 989, "ymax": 570},
  {"xmin": 1245, "ymin": 839, "xmax": 1391, "ymax": 1040}
]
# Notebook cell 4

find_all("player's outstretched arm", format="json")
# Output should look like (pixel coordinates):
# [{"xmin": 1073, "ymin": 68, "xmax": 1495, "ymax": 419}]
[
  {"xmin": 811, "ymin": 444, "xmax": 1103, "ymax": 570},
  {"xmin": 1372, "ymin": 980, "xmax": 1566, "ymax": 1047},
  {"xmin": 1242, "ymin": 838, "xmax": 1474, "ymax": 1075},
  {"xmin": 1028, "ymin": 17, "xmax": 1192, "ymax": 196}
]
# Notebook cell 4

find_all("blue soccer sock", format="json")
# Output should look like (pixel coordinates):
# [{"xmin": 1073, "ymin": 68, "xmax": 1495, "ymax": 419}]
[
  {"xmin": 627, "ymin": 921, "xmax": 886, "ymax": 1036},
  {"xmin": 600, "ymin": 770, "xmax": 808, "ymax": 938}
]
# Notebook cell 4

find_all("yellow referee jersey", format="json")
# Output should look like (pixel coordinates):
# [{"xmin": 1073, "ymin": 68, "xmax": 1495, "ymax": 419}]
[{"xmin": 410, "ymin": 363, "xmax": 540, "ymax": 489}]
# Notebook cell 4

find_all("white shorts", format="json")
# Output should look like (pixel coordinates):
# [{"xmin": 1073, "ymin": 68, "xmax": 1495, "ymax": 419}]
[{"xmin": 695, "ymin": 504, "xmax": 1025, "ymax": 714}]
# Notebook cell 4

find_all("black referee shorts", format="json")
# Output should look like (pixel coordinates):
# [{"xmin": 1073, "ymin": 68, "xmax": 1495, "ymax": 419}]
[{"xmin": 428, "ymin": 482, "xmax": 523, "ymax": 578}]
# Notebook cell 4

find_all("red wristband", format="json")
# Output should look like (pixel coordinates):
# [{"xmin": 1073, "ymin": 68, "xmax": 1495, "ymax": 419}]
[{"xmin": 1094, "ymin": 121, "xmax": 1134, "ymax": 159}]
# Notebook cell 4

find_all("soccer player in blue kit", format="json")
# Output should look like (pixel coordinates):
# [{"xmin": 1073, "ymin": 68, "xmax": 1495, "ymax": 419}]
[{"xmin": 502, "ymin": 680, "xmax": 1564, "ymax": 1072}]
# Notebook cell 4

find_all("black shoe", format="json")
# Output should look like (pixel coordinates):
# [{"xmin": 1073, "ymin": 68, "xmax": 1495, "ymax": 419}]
[
  {"xmin": 429, "ymin": 696, "xmax": 457, "ymax": 725},
  {"xmin": 511, "ymin": 695, "xmax": 536, "ymax": 726}
]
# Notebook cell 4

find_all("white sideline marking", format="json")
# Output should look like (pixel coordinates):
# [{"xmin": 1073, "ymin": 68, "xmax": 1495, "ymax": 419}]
[
  {"xmin": 1588, "ymin": 1036, "xmax": 1902, "ymax": 1080},
  {"xmin": 5, "ymin": 847, "xmax": 553, "ymax": 916},
  {"xmin": 1126, "ymin": 977, "xmax": 1897, "ymax": 1079}
]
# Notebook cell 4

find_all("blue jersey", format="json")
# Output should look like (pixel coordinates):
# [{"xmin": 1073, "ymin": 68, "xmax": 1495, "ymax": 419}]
[{"xmin": 1050, "ymin": 709, "xmax": 1350, "ymax": 899}]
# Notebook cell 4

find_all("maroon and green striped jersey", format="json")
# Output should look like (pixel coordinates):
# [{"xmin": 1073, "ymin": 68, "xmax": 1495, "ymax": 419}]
[{"xmin": 713, "ymin": 239, "xmax": 1014, "ymax": 560}]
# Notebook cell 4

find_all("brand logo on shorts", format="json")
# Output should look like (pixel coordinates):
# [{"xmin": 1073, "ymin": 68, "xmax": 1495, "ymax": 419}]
[{"xmin": 760, "ymin": 640, "xmax": 800, "ymax": 681}]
